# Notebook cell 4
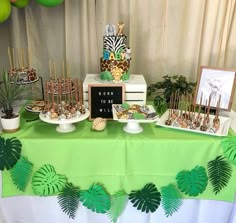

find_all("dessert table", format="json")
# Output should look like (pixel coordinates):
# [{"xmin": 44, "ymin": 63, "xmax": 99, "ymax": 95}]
[{"xmin": 0, "ymin": 108, "xmax": 236, "ymax": 223}]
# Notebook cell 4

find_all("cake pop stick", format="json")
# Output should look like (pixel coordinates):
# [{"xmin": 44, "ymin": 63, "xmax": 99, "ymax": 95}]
[
  {"xmin": 12, "ymin": 47, "xmax": 16, "ymax": 70},
  {"xmin": 49, "ymin": 60, "xmax": 52, "ymax": 79},
  {"xmin": 53, "ymin": 61, "xmax": 56, "ymax": 80},
  {"xmin": 59, "ymin": 78, "xmax": 62, "ymax": 105},
  {"xmin": 79, "ymin": 80, "xmax": 83, "ymax": 105},
  {"xmin": 8, "ymin": 47, "xmax": 13, "ymax": 70},
  {"xmin": 21, "ymin": 48, "xmax": 25, "ymax": 68},
  {"xmin": 51, "ymin": 81, "xmax": 55, "ymax": 110},
  {"xmin": 27, "ymin": 47, "xmax": 31, "ymax": 69},
  {"xmin": 62, "ymin": 61, "xmax": 65, "ymax": 79},
  {"xmin": 66, "ymin": 61, "xmax": 70, "ymax": 78},
  {"xmin": 75, "ymin": 79, "xmax": 78, "ymax": 104}
]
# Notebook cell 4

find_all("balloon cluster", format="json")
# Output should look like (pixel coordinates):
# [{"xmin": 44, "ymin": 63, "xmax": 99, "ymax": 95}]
[{"xmin": 0, "ymin": 0, "xmax": 64, "ymax": 23}]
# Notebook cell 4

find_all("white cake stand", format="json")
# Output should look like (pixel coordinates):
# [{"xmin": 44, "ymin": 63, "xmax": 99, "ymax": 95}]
[{"xmin": 39, "ymin": 109, "xmax": 90, "ymax": 133}]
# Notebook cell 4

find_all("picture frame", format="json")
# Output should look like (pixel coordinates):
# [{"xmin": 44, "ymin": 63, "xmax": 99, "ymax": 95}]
[{"xmin": 195, "ymin": 66, "xmax": 236, "ymax": 111}]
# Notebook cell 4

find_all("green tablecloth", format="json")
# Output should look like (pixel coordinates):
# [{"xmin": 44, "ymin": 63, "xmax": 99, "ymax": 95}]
[{"xmin": 1, "ymin": 110, "xmax": 236, "ymax": 202}]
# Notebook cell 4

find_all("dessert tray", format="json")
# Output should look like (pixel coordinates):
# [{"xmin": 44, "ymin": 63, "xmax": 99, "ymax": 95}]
[
  {"xmin": 156, "ymin": 109, "xmax": 231, "ymax": 136},
  {"xmin": 112, "ymin": 104, "xmax": 158, "ymax": 134},
  {"xmin": 39, "ymin": 109, "xmax": 90, "ymax": 133},
  {"xmin": 25, "ymin": 100, "xmax": 45, "ymax": 113}
]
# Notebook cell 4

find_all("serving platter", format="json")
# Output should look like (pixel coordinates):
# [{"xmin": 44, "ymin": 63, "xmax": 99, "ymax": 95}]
[
  {"xmin": 156, "ymin": 109, "xmax": 231, "ymax": 136},
  {"xmin": 25, "ymin": 100, "xmax": 45, "ymax": 113}
]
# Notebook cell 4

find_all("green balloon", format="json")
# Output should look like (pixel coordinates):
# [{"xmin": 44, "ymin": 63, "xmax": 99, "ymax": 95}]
[
  {"xmin": 0, "ymin": 0, "xmax": 11, "ymax": 23},
  {"xmin": 11, "ymin": 0, "xmax": 30, "ymax": 8},
  {"xmin": 35, "ymin": 0, "xmax": 64, "ymax": 7}
]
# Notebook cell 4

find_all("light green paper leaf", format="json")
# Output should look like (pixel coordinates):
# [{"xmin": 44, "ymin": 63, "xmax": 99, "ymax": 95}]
[
  {"xmin": 80, "ymin": 184, "xmax": 111, "ymax": 213},
  {"xmin": 121, "ymin": 103, "xmax": 129, "ymax": 110},
  {"xmin": 57, "ymin": 183, "xmax": 80, "ymax": 219},
  {"xmin": 207, "ymin": 156, "xmax": 232, "ymax": 194},
  {"xmin": 133, "ymin": 112, "xmax": 145, "ymax": 120},
  {"xmin": 176, "ymin": 166, "xmax": 208, "ymax": 196},
  {"xmin": 129, "ymin": 183, "xmax": 161, "ymax": 213},
  {"xmin": 10, "ymin": 156, "xmax": 33, "ymax": 191},
  {"xmin": 161, "ymin": 184, "xmax": 183, "ymax": 217},
  {"xmin": 32, "ymin": 164, "xmax": 67, "ymax": 196},
  {"xmin": 0, "ymin": 136, "xmax": 22, "ymax": 170},
  {"xmin": 221, "ymin": 136, "xmax": 236, "ymax": 165},
  {"xmin": 107, "ymin": 190, "xmax": 128, "ymax": 223}
]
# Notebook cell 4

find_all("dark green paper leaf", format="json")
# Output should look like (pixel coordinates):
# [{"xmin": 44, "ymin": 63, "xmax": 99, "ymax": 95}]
[
  {"xmin": 107, "ymin": 190, "xmax": 128, "ymax": 223},
  {"xmin": 80, "ymin": 184, "xmax": 111, "ymax": 213},
  {"xmin": 161, "ymin": 184, "xmax": 183, "ymax": 217},
  {"xmin": 10, "ymin": 156, "xmax": 33, "ymax": 191},
  {"xmin": 129, "ymin": 183, "xmax": 161, "ymax": 213},
  {"xmin": 207, "ymin": 156, "xmax": 232, "ymax": 194},
  {"xmin": 0, "ymin": 136, "xmax": 22, "ymax": 170},
  {"xmin": 176, "ymin": 166, "xmax": 208, "ymax": 196},
  {"xmin": 57, "ymin": 183, "xmax": 80, "ymax": 219},
  {"xmin": 221, "ymin": 136, "xmax": 236, "ymax": 165},
  {"xmin": 32, "ymin": 164, "xmax": 67, "ymax": 196}
]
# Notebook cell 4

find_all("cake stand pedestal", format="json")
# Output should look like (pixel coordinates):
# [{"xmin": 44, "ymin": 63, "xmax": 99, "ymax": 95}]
[
  {"xmin": 123, "ymin": 121, "xmax": 143, "ymax": 134},
  {"xmin": 56, "ymin": 123, "xmax": 76, "ymax": 133}
]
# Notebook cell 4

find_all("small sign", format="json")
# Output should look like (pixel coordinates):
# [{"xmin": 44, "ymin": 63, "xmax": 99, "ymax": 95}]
[{"xmin": 88, "ymin": 84, "xmax": 124, "ymax": 120}]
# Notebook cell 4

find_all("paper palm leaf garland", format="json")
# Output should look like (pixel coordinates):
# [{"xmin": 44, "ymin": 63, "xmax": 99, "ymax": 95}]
[
  {"xmin": 107, "ymin": 190, "xmax": 128, "ymax": 223},
  {"xmin": 176, "ymin": 166, "xmax": 208, "ymax": 196},
  {"xmin": 221, "ymin": 136, "xmax": 236, "ymax": 165},
  {"xmin": 10, "ymin": 156, "xmax": 33, "ymax": 192},
  {"xmin": 0, "ymin": 136, "xmax": 22, "ymax": 170},
  {"xmin": 207, "ymin": 156, "xmax": 232, "ymax": 195},
  {"xmin": 57, "ymin": 183, "xmax": 80, "ymax": 219},
  {"xmin": 160, "ymin": 184, "xmax": 183, "ymax": 217},
  {"xmin": 129, "ymin": 183, "xmax": 161, "ymax": 213},
  {"xmin": 80, "ymin": 183, "xmax": 111, "ymax": 213},
  {"xmin": 32, "ymin": 164, "xmax": 67, "ymax": 196}
]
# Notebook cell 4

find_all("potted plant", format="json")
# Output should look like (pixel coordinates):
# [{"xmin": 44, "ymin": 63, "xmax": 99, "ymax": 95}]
[
  {"xmin": 0, "ymin": 70, "xmax": 25, "ymax": 132},
  {"xmin": 147, "ymin": 75, "xmax": 196, "ymax": 115}
]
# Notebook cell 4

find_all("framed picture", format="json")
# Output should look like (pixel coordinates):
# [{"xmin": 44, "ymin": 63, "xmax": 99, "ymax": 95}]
[{"xmin": 195, "ymin": 66, "xmax": 236, "ymax": 110}]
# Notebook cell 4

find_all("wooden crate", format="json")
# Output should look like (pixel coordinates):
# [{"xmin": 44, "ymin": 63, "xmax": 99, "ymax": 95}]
[{"xmin": 83, "ymin": 74, "xmax": 147, "ymax": 107}]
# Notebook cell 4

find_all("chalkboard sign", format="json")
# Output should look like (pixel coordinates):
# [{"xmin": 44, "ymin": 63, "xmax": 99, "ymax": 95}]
[{"xmin": 88, "ymin": 84, "xmax": 124, "ymax": 120}]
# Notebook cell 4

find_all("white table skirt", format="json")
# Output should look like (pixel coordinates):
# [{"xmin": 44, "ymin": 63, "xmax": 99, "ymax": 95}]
[{"xmin": 0, "ymin": 173, "xmax": 235, "ymax": 223}]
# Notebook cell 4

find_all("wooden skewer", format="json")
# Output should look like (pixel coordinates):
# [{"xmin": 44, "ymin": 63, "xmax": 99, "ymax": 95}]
[
  {"xmin": 27, "ymin": 47, "xmax": 31, "ymax": 69},
  {"xmin": 8, "ymin": 47, "xmax": 13, "ymax": 70},
  {"xmin": 12, "ymin": 47, "xmax": 16, "ymax": 70}
]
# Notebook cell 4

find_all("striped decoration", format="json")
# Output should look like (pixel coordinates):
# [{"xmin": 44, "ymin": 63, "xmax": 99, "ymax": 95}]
[{"xmin": 103, "ymin": 36, "xmax": 127, "ymax": 54}]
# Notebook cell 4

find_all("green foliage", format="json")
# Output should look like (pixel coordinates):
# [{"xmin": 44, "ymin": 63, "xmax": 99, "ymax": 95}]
[
  {"xmin": 121, "ymin": 70, "xmax": 130, "ymax": 81},
  {"xmin": 80, "ymin": 184, "xmax": 111, "ymax": 213},
  {"xmin": 133, "ymin": 112, "xmax": 145, "ymax": 120},
  {"xmin": 147, "ymin": 75, "xmax": 196, "ymax": 115},
  {"xmin": 221, "ymin": 136, "xmax": 236, "ymax": 165},
  {"xmin": 0, "ymin": 70, "xmax": 25, "ymax": 118},
  {"xmin": 57, "ymin": 183, "xmax": 80, "ymax": 219},
  {"xmin": 32, "ymin": 164, "xmax": 67, "ymax": 196},
  {"xmin": 207, "ymin": 156, "xmax": 232, "ymax": 194},
  {"xmin": 0, "ymin": 136, "xmax": 22, "ymax": 170},
  {"xmin": 107, "ymin": 190, "xmax": 128, "ymax": 223},
  {"xmin": 101, "ymin": 71, "xmax": 113, "ymax": 81},
  {"xmin": 176, "ymin": 166, "xmax": 208, "ymax": 196},
  {"xmin": 10, "ymin": 156, "xmax": 33, "ymax": 191},
  {"xmin": 121, "ymin": 103, "xmax": 129, "ymax": 109},
  {"xmin": 161, "ymin": 184, "xmax": 183, "ymax": 217},
  {"xmin": 129, "ymin": 183, "xmax": 161, "ymax": 213}
]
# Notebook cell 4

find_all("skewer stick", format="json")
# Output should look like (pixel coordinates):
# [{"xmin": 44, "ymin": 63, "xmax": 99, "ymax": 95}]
[
  {"xmin": 53, "ymin": 61, "xmax": 56, "ymax": 80},
  {"xmin": 66, "ymin": 61, "xmax": 70, "ymax": 78},
  {"xmin": 79, "ymin": 80, "xmax": 83, "ymax": 105},
  {"xmin": 49, "ymin": 60, "xmax": 52, "ymax": 79},
  {"xmin": 8, "ymin": 47, "xmax": 13, "ymax": 70},
  {"xmin": 75, "ymin": 79, "xmax": 78, "ymax": 103},
  {"xmin": 27, "ymin": 47, "xmax": 31, "ymax": 69},
  {"xmin": 198, "ymin": 92, "xmax": 203, "ymax": 117},
  {"xmin": 12, "ymin": 47, "xmax": 16, "ymax": 70},
  {"xmin": 21, "ymin": 48, "xmax": 25, "ymax": 68},
  {"xmin": 62, "ymin": 61, "xmax": 65, "ymax": 79},
  {"xmin": 207, "ymin": 94, "xmax": 212, "ymax": 118}
]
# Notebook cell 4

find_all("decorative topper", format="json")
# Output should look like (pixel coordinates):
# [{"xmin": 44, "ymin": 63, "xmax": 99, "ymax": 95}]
[
  {"xmin": 80, "ymin": 183, "xmax": 111, "ymax": 213},
  {"xmin": 0, "ymin": 136, "xmax": 22, "ymax": 171},
  {"xmin": 10, "ymin": 156, "xmax": 33, "ymax": 191},
  {"xmin": 207, "ymin": 156, "xmax": 232, "ymax": 194},
  {"xmin": 176, "ymin": 166, "xmax": 208, "ymax": 196},
  {"xmin": 57, "ymin": 183, "xmax": 80, "ymax": 219},
  {"xmin": 105, "ymin": 24, "xmax": 116, "ymax": 36},
  {"xmin": 111, "ymin": 67, "xmax": 123, "ymax": 82},
  {"xmin": 32, "ymin": 164, "xmax": 67, "ymax": 196},
  {"xmin": 117, "ymin": 22, "xmax": 125, "ymax": 36},
  {"xmin": 129, "ymin": 183, "xmax": 161, "ymax": 213},
  {"xmin": 161, "ymin": 184, "xmax": 183, "ymax": 217}
]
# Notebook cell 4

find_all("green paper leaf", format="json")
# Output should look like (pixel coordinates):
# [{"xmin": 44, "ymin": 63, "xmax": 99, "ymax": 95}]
[
  {"xmin": 80, "ymin": 184, "xmax": 111, "ymax": 213},
  {"xmin": 107, "ymin": 190, "xmax": 128, "ymax": 223},
  {"xmin": 0, "ymin": 136, "xmax": 22, "ymax": 170},
  {"xmin": 101, "ymin": 71, "xmax": 113, "ymax": 81},
  {"xmin": 57, "ymin": 183, "xmax": 80, "ymax": 219},
  {"xmin": 32, "ymin": 164, "xmax": 67, "ymax": 196},
  {"xmin": 121, "ymin": 103, "xmax": 129, "ymax": 110},
  {"xmin": 176, "ymin": 166, "xmax": 208, "ymax": 196},
  {"xmin": 221, "ymin": 136, "xmax": 236, "ymax": 165},
  {"xmin": 121, "ymin": 70, "xmax": 130, "ymax": 81},
  {"xmin": 207, "ymin": 156, "xmax": 232, "ymax": 195},
  {"xmin": 10, "ymin": 156, "xmax": 33, "ymax": 191},
  {"xmin": 133, "ymin": 112, "xmax": 145, "ymax": 120},
  {"xmin": 161, "ymin": 184, "xmax": 183, "ymax": 217},
  {"xmin": 129, "ymin": 183, "xmax": 161, "ymax": 213}
]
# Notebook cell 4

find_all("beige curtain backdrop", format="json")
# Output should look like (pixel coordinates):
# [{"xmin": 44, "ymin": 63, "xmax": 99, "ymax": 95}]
[{"xmin": 0, "ymin": 0, "xmax": 236, "ymax": 108}]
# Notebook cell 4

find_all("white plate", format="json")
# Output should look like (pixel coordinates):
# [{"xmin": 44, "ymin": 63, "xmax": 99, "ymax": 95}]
[{"xmin": 156, "ymin": 109, "xmax": 231, "ymax": 136}]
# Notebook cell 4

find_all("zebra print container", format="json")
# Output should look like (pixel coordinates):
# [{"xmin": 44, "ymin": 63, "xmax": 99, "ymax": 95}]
[{"xmin": 103, "ymin": 36, "xmax": 127, "ymax": 54}]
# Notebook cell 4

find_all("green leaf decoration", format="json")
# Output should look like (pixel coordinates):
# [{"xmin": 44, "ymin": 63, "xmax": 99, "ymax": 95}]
[
  {"xmin": 160, "ymin": 184, "xmax": 183, "ymax": 217},
  {"xmin": 107, "ymin": 190, "xmax": 128, "ymax": 223},
  {"xmin": 221, "ymin": 136, "xmax": 236, "ymax": 165},
  {"xmin": 121, "ymin": 103, "xmax": 129, "ymax": 109},
  {"xmin": 133, "ymin": 112, "xmax": 145, "ymax": 120},
  {"xmin": 0, "ymin": 136, "xmax": 22, "ymax": 170},
  {"xmin": 101, "ymin": 71, "xmax": 113, "ymax": 81},
  {"xmin": 80, "ymin": 184, "xmax": 111, "ymax": 213},
  {"xmin": 121, "ymin": 70, "xmax": 130, "ymax": 81},
  {"xmin": 176, "ymin": 166, "xmax": 208, "ymax": 196},
  {"xmin": 9, "ymin": 156, "xmax": 33, "ymax": 191},
  {"xmin": 129, "ymin": 183, "xmax": 161, "ymax": 213},
  {"xmin": 207, "ymin": 156, "xmax": 232, "ymax": 195},
  {"xmin": 57, "ymin": 183, "xmax": 80, "ymax": 219},
  {"xmin": 32, "ymin": 164, "xmax": 67, "ymax": 196}
]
